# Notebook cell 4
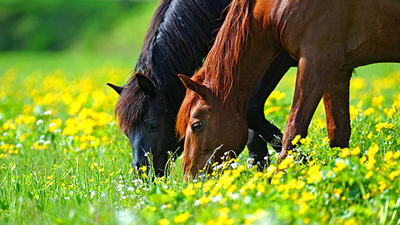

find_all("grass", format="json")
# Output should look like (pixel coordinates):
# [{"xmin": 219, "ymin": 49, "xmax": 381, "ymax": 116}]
[{"xmin": 0, "ymin": 52, "xmax": 400, "ymax": 224}]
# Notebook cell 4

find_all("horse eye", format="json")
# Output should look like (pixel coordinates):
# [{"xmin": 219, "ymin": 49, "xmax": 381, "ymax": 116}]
[
  {"xmin": 191, "ymin": 121, "xmax": 204, "ymax": 132},
  {"xmin": 150, "ymin": 123, "xmax": 160, "ymax": 132}
]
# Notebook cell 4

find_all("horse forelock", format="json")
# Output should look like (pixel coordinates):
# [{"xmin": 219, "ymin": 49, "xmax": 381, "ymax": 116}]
[
  {"xmin": 115, "ymin": 78, "xmax": 149, "ymax": 133},
  {"xmin": 202, "ymin": 0, "xmax": 250, "ymax": 103}
]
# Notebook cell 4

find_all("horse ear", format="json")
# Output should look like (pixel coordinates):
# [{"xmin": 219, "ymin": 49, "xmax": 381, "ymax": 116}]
[
  {"xmin": 178, "ymin": 74, "xmax": 207, "ymax": 99},
  {"xmin": 107, "ymin": 83, "xmax": 124, "ymax": 95},
  {"xmin": 135, "ymin": 73, "xmax": 157, "ymax": 98}
]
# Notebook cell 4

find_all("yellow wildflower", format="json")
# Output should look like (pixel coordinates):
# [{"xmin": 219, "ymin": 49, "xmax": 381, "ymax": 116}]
[
  {"xmin": 375, "ymin": 122, "xmax": 393, "ymax": 132},
  {"xmin": 203, "ymin": 180, "xmax": 215, "ymax": 193},
  {"xmin": 365, "ymin": 170, "xmax": 373, "ymax": 179},
  {"xmin": 174, "ymin": 212, "xmax": 190, "ymax": 223},
  {"xmin": 385, "ymin": 151, "xmax": 393, "ymax": 162},
  {"xmin": 158, "ymin": 218, "xmax": 169, "ymax": 225},
  {"xmin": 363, "ymin": 107, "xmax": 375, "ymax": 116},
  {"xmin": 388, "ymin": 171, "xmax": 400, "ymax": 181},
  {"xmin": 299, "ymin": 203, "xmax": 308, "ymax": 215},
  {"xmin": 182, "ymin": 184, "xmax": 196, "ymax": 196},
  {"xmin": 340, "ymin": 148, "xmax": 350, "ymax": 158},
  {"xmin": 292, "ymin": 135, "xmax": 301, "ymax": 146},
  {"xmin": 350, "ymin": 147, "xmax": 360, "ymax": 156}
]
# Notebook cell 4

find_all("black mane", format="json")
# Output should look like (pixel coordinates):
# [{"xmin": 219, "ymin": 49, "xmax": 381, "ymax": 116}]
[{"xmin": 116, "ymin": 0, "xmax": 230, "ymax": 131}]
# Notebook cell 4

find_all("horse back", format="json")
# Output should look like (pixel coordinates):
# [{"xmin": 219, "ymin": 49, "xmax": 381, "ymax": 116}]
[{"xmin": 269, "ymin": 0, "xmax": 400, "ymax": 66}]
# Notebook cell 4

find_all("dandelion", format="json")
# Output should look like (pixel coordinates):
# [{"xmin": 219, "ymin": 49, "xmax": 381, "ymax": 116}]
[
  {"xmin": 340, "ymin": 148, "xmax": 350, "ymax": 158},
  {"xmin": 394, "ymin": 151, "xmax": 400, "ymax": 159},
  {"xmin": 384, "ymin": 151, "xmax": 393, "ymax": 162},
  {"xmin": 307, "ymin": 164, "xmax": 322, "ymax": 183},
  {"xmin": 365, "ymin": 170, "xmax": 373, "ymax": 179},
  {"xmin": 173, "ymin": 212, "xmax": 190, "ymax": 223},
  {"xmin": 292, "ymin": 134, "xmax": 301, "ymax": 146},
  {"xmin": 332, "ymin": 159, "xmax": 346, "ymax": 173},
  {"xmin": 158, "ymin": 218, "xmax": 169, "ymax": 225},
  {"xmin": 388, "ymin": 171, "xmax": 400, "ymax": 180},
  {"xmin": 182, "ymin": 184, "xmax": 196, "ymax": 196},
  {"xmin": 375, "ymin": 122, "xmax": 393, "ymax": 132},
  {"xmin": 363, "ymin": 107, "xmax": 375, "ymax": 116},
  {"xmin": 298, "ymin": 203, "xmax": 308, "ymax": 215},
  {"xmin": 350, "ymin": 147, "xmax": 360, "ymax": 156},
  {"xmin": 203, "ymin": 180, "xmax": 216, "ymax": 193}
]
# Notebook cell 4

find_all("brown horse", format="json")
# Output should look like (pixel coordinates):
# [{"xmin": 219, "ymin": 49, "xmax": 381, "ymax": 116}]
[{"xmin": 176, "ymin": 0, "xmax": 400, "ymax": 178}]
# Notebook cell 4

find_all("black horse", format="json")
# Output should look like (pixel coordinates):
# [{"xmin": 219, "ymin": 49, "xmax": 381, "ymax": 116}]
[{"xmin": 108, "ymin": 0, "xmax": 297, "ymax": 176}]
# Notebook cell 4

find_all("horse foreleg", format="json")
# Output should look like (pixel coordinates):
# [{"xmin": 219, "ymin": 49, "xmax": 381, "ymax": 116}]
[
  {"xmin": 323, "ymin": 69, "xmax": 352, "ymax": 148},
  {"xmin": 246, "ymin": 51, "xmax": 297, "ymax": 152},
  {"xmin": 247, "ymin": 129, "xmax": 270, "ymax": 170},
  {"xmin": 280, "ymin": 48, "xmax": 344, "ymax": 160}
]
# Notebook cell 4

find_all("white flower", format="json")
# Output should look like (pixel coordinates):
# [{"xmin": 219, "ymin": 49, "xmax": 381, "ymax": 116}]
[
  {"xmin": 44, "ymin": 110, "xmax": 52, "ymax": 115},
  {"xmin": 36, "ymin": 119, "xmax": 43, "ymax": 125}
]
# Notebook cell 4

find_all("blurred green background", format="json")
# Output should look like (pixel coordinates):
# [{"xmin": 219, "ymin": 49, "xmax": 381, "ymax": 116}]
[
  {"xmin": 0, "ymin": 0, "xmax": 160, "ymax": 73},
  {"xmin": 0, "ymin": 0, "xmax": 158, "ymax": 54}
]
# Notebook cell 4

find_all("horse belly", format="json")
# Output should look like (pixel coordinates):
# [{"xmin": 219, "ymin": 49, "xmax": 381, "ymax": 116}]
[{"xmin": 344, "ymin": 0, "xmax": 400, "ymax": 67}]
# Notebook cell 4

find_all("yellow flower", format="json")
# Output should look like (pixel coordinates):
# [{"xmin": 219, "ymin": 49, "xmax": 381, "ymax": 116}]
[
  {"xmin": 291, "ymin": 135, "xmax": 301, "ymax": 146},
  {"xmin": 203, "ymin": 180, "xmax": 216, "ymax": 193},
  {"xmin": 378, "ymin": 181, "xmax": 387, "ymax": 193},
  {"xmin": 194, "ymin": 182, "xmax": 202, "ymax": 189},
  {"xmin": 363, "ymin": 107, "xmax": 375, "ymax": 116},
  {"xmin": 265, "ymin": 165, "xmax": 276, "ymax": 178},
  {"xmin": 375, "ymin": 122, "xmax": 394, "ymax": 132},
  {"xmin": 371, "ymin": 95, "xmax": 384, "ymax": 107},
  {"xmin": 158, "ymin": 218, "xmax": 169, "ymax": 225},
  {"xmin": 394, "ymin": 151, "xmax": 400, "ymax": 159},
  {"xmin": 332, "ymin": 159, "xmax": 346, "ymax": 173},
  {"xmin": 299, "ymin": 203, "xmax": 308, "ymax": 215},
  {"xmin": 365, "ymin": 170, "xmax": 373, "ymax": 179},
  {"xmin": 264, "ymin": 106, "xmax": 282, "ymax": 116},
  {"xmin": 307, "ymin": 165, "xmax": 322, "ymax": 183},
  {"xmin": 385, "ymin": 151, "xmax": 393, "ymax": 162},
  {"xmin": 278, "ymin": 156, "xmax": 294, "ymax": 170},
  {"xmin": 174, "ymin": 212, "xmax": 190, "ymax": 223},
  {"xmin": 182, "ymin": 184, "xmax": 196, "ymax": 196},
  {"xmin": 301, "ymin": 192, "xmax": 317, "ymax": 202},
  {"xmin": 351, "ymin": 77, "xmax": 365, "ymax": 90},
  {"xmin": 367, "ymin": 143, "xmax": 379, "ymax": 157},
  {"xmin": 350, "ymin": 147, "xmax": 360, "ymax": 156},
  {"xmin": 340, "ymin": 148, "xmax": 350, "ymax": 158},
  {"xmin": 226, "ymin": 184, "xmax": 237, "ymax": 195},
  {"xmin": 388, "ymin": 171, "xmax": 400, "ymax": 181}
]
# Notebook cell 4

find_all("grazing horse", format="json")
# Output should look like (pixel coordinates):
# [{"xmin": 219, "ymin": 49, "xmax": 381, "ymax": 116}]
[
  {"xmin": 177, "ymin": 0, "xmax": 400, "ymax": 178},
  {"xmin": 108, "ymin": 0, "xmax": 296, "ymax": 176}
]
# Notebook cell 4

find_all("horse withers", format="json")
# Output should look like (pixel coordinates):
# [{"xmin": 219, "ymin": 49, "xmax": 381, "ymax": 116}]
[{"xmin": 176, "ymin": 0, "xmax": 400, "ymax": 179}]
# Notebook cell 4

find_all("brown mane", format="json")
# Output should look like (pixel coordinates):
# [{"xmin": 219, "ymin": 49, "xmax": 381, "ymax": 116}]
[{"xmin": 176, "ymin": 0, "xmax": 251, "ymax": 139}]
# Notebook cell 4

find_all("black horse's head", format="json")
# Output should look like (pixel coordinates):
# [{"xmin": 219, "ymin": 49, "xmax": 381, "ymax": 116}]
[{"xmin": 108, "ymin": 74, "xmax": 182, "ymax": 176}]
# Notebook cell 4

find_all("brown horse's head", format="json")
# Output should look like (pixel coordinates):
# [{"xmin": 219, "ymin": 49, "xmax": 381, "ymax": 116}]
[{"xmin": 176, "ymin": 74, "xmax": 248, "ymax": 180}]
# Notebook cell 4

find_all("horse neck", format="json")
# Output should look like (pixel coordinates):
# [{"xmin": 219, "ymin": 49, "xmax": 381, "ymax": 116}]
[
  {"xmin": 134, "ymin": 0, "xmax": 231, "ymax": 108},
  {"xmin": 223, "ymin": 6, "xmax": 279, "ymax": 115}
]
